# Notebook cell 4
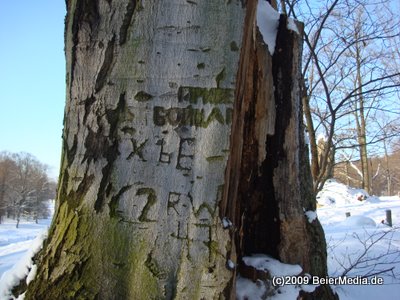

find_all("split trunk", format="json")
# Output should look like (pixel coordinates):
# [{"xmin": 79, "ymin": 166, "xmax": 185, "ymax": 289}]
[{"xmin": 25, "ymin": 1, "xmax": 336, "ymax": 299}]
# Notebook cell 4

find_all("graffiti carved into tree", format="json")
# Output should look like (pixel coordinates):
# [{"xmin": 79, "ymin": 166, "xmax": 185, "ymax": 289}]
[{"xmin": 23, "ymin": 1, "xmax": 337, "ymax": 299}]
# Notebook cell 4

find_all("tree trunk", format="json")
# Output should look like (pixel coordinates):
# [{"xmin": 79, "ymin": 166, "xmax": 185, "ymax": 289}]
[
  {"xmin": 302, "ymin": 86, "xmax": 320, "ymax": 185},
  {"xmin": 355, "ymin": 88, "xmax": 370, "ymax": 193},
  {"xmin": 383, "ymin": 140, "xmax": 392, "ymax": 196},
  {"xmin": 27, "ymin": 1, "xmax": 245, "ymax": 299},
  {"xmin": 354, "ymin": 25, "xmax": 370, "ymax": 194},
  {"xmin": 220, "ymin": 2, "xmax": 335, "ymax": 299},
  {"xmin": 25, "ymin": 1, "xmax": 336, "ymax": 299}
]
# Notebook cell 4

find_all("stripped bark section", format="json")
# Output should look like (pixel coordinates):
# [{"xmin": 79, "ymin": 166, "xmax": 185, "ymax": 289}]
[{"xmin": 221, "ymin": 2, "xmax": 337, "ymax": 299}]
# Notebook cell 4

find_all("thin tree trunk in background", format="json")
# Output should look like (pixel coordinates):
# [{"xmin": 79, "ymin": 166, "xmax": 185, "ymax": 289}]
[
  {"xmin": 24, "ymin": 1, "xmax": 336, "ymax": 299},
  {"xmin": 354, "ymin": 19, "xmax": 370, "ymax": 194},
  {"xmin": 0, "ymin": 178, "xmax": 5, "ymax": 224},
  {"xmin": 346, "ymin": 161, "xmax": 351, "ymax": 186},
  {"xmin": 302, "ymin": 84, "xmax": 320, "ymax": 185},
  {"xmin": 355, "ymin": 84, "xmax": 370, "ymax": 193},
  {"xmin": 383, "ymin": 140, "xmax": 392, "ymax": 195}
]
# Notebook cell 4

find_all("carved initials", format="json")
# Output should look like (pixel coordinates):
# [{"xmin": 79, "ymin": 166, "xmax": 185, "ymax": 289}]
[
  {"xmin": 128, "ymin": 139, "xmax": 148, "ymax": 161},
  {"xmin": 137, "ymin": 188, "xmax": 157, "ymax": 222},
  {"xmin": 167, "ymin": 191, "xmax": 193, "ymax": 215},
  {"xmin": 167, "ymin": 192, "xmax": 181, "ymax": 215},
  {"xmin": 176, "ymin": 138, "xmax": 195, "ymax": 171},
  {"xmin": 171, "ymin": 221, "xmax": 190, "ymax": 240},
  {"xmin": 157, "ymin": 139, "xmax": 172, "ymax": 164}
]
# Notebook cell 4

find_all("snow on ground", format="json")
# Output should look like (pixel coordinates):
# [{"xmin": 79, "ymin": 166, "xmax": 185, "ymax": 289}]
[
  {"xmin": 317, "ymin": 180, "xmax": 400, "ymax": 300},
  {"xmin": 0, "ymin": 201, "xmax": 54, "ymax": 299},
  {"xmin": 0, "ymin": 222, "xmax": 49, "ymax": 278},
  {"xmin": 237, "ymin": 179, "xmax": 400, "ymax": 299}
]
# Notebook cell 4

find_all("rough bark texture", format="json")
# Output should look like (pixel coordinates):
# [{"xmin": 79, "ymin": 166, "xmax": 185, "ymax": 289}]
[
  {"xmin": 24, "ymin": 1, "xmax": 336, "ymax": 299},
  {"xmin": 27, "ymin": 1, "xmax": 245, "ymax": 299},
  {"xmin": 219, "ymin": 2, "xmax": 337, "ymax": 299}
]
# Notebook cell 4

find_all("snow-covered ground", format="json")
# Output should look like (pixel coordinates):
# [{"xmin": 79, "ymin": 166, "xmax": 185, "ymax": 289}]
[
  {"xmin": 317, "ymin": 180, "xmax": 400, "ymax": 300},
  {"xmin": 0, "ymin": 221, "xmax": 50, "ymax": 278},
  {"xmin": 1, "ymin": 182, "xmax": 399, "ymax": 299},
  {"xmin": 0, "ymin": 202, "xmax": 54, "ymax": 299},
  {"xmin": 238, "ymin": 179, "xmax": 400, "ymax": 299}
]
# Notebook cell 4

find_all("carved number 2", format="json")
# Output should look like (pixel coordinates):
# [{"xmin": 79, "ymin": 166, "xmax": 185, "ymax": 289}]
[{"xmin": 137, "ymin": 188, "xmax": 157, "ymax": 222}]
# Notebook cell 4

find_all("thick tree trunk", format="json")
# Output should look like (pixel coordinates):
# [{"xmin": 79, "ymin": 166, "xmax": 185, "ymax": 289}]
[
  {"xmin": 220, "ymin": 2, "xmax": 336, "ymax": 299},
  {"xmin": 25, "ymin": 1, "xmax": 336, "ymax": 299},
  {"xmin": 27, "ymin": 1, "xmax": 245, "ymax": 299}
]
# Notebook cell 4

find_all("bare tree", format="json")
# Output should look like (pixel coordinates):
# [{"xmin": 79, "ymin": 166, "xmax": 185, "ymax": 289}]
[
  {"xmin": 0, "ymin": 152, "xmax": 16, "ymax": 223},
  {"xmin": 28, "ymin": 162, "xmax": 55, "ymax": 223},
  {"xmin": 0, "ymin": 152, "xmax": 53, "ymax": 226},
  {"xmin": 286, "ymin": 0, "xmax": 400, "ymax": 193},
  {"xmin": 8, "ymin": 153, "xmax": 38, "ymax": 227},
  {"xmin": 329, "ymin": 228, "xmax": 400, "ymax": 280}
]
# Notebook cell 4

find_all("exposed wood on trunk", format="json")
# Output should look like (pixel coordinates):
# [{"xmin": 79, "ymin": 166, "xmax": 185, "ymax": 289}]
[{"xmin": 220, "ymin": 2, "xmax": 336, "ymax": 299}]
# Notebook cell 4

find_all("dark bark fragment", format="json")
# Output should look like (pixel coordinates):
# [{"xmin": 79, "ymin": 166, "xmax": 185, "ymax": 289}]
[
  {"xmin": 68, "ymin": 0, "xmax": 100, "ymax": 95},
  {"xmin": 119, "ymin": 0, "xmax": 137, "ymax": 45},
  {"xmin": 95, "ymin": 35, "xmax": 116, "ymax": 93},
  {"xmin": 94, "ymin": 93, "xmax": 125, "ymax": 212},
  {"xmin": 67, "ymin": 174, "xmax": 95, "ymax": 211},
  {"xmin": 82, "ymin": 96, "xmax": 96, "ymax": 124},
  {"xmin": 66, "ymin": 134, "xmax": 78, "ymax": 167},
  {"xmin": 82, "ymin": 126, "xmax": 108, "ymax": 164}
]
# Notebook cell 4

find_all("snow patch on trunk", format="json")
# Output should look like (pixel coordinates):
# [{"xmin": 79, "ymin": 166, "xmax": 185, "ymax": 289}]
[
  {"xmin": 222, "ymin": 217, "xmax": 233, "ymax": 229},
  {"xmin": 242, "ymin": 254, "xmax": 302, "ymax": 276},
  {"xmin": 287, "ymin": 18, "xmax": 300, "ymax": 34},
  {"xmin": 237, "ymin": 254, "xmax": 318, "ymax": 299},
  {"xmin": 256, "ymin": 1, "xmax": 280, "ymax": 55},
  {"xmin": 236, "ymin": 276, "xmax": 267, "ymax": 300},
  {"xmin": 304, "ymin": 210, "xmax": 318, "ymax": 223}
]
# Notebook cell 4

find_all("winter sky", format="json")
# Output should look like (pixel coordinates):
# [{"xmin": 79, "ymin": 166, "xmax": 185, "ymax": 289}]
[{"xmin": 0, "ymin": 0, "xmax": 66, "ymax": 179}]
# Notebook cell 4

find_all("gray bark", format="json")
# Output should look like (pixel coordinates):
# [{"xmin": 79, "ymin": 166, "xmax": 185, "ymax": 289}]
[
  {"xmin": 27, "ymin": 1, "xmax": 245, "ymax": 299},
  {"xmin": 24, "ymin": 1, "xmax": 336, "ymax": 299}
]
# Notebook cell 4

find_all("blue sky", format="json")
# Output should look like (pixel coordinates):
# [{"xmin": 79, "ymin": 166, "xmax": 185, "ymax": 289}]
[{"xmin": 0, "ymin": 1, "xmax": 66, "ymax": 179}]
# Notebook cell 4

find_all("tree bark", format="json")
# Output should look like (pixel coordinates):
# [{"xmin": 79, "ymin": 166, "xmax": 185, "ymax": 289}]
[
  {"xmin": 25, "ymin": 1, "xmax": 336, "ymax": 299},
  {"xmin": 27, "ymin": 1, "xmax": 245, "ymax": 299},
  {"xmin": 302, "ymin": 83, "xmax": 320, "ymax": 185},
  {"xmin": 220, "ymin": 3, "xmax": 336, "ymax": 299}
]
